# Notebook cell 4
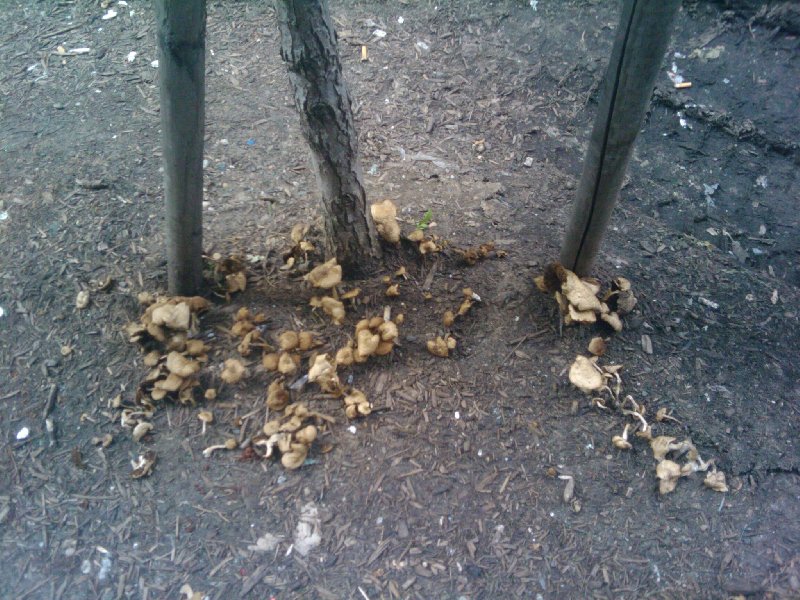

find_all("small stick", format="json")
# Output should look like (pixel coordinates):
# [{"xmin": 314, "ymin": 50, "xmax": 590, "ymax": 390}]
[{"xmin": 43, "ymin": 384, "xmax": 58, "ymax": 419}]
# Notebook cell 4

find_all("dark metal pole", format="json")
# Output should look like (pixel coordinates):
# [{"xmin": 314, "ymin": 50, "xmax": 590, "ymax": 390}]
[
  {"xmin": 560, "ymin": 0, "xmax": 680, "ymax": 276},
  {"xmin": 156, "ymin": 0, "xmax": 206, "ymax": 295}
]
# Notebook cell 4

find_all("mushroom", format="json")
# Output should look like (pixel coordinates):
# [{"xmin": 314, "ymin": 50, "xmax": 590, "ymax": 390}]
[
  {"xmin": 612, "ymin": 424, "xmax": 632, "ymax": 450},
  {"xmin": 279, "ymin": 331, "xmax": 299, "ymax": 352},
  {"xmin": 204, "ymin": 388, "xmax": 217, "ymax": 401},
  {"xmin": 298, "ymin": 331, "xmax": 316, "ymax": 351},
  {"xmin": 166, "ymin": 351, "xmax": 200, "ymax": 377},
  {"xmin": 305, "ymin": 258, "xmax": 342, "ymax": 289},
  {"xmin": 371, "ymin": 199, "xmax": 401, "ymax": 244},
  {"xmin": 278, "ymin": 352, "xmax": 298, "ymax": 375},
  {"xmin": 335, "ymin": 346, "xmax": 354, "ymax": 367},
  {"xmin": 426, "ymin": 336, "xmax": 455, "ymax": 358},
  {"xmin": 197, "ymin": 410, "xmax": 213, "ymax": 434},
  {"xmin": 262, "ymin": 352, "xmax": 280, "ymax": 371},
  {"xmin": 442, "ymin": 310, "xmax": 455, "ymax": 328},
  {"xmin": 75, "ymin": 290, "xmax": 90, "ymax": 310},
  {"xmin": 568, "ymin": 355, "xmax": 604, "ymax": 393},
  {"xmin": 649, "ymin": 436, "xmax": 677, "ymax": 461},
  {"xmin": 356, "ymin": 329, "xmax": 380, "ymax": 359},
  {"xmin": 267, "ymin": 379, "xmax": 289, "ymax": 411},
  {"xmin": 281, "ymin": 443, "xmax": 309, "ymax": 470},
  {"xmin": 295, "ymin": 425, "xmax": 318, "ymax": 445},
  {"xmin": 202, "ymin": 438, "xmax": 238, "ymax": 458},
  {"xmin": 221, "ymin": 358, "xmax": 247, "ymax": 383},
  {"xmin": 656, "ymin": 460, "xmax": 682, "ymax": 495},
  {"xmin": 587, "ymin": 337, "xmax": 607, "ymax": 356},
  {"xmin": 385, "ymin": 284, "xmax": 400, "ymax": 297},
  {"xmin": 132, "ymin": 422, "xmax": 153, "ymax": 443},
  {"xmin": 151, "ymin": 302, "xmax": 191, "ymax": 330},
  {"xmin": 703, "ymin": 470, "xmax": 728, "ymax": 492}
]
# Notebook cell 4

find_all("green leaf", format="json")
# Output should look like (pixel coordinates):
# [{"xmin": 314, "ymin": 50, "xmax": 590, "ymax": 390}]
[{"xmin": 416, "ymin": 209, "xmax": 433, "ymax": 231}]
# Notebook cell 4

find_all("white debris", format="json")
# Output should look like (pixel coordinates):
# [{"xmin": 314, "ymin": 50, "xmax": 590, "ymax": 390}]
[
  {"xmin": 248, "ymin": 533, "xmax": 283, "ymax": 553},
  {"xmin": 0, "ymin": 210, "xmax": 7, "ymax": 221},
  {"xmin": 348, "ymin": 425, "xmax": 357, "ymax": 434},
  {"xmin": 372, "ymin": 29, "xmax": 387, "ymax": 39},
  {"xmin": 126, "ymin": 51, "xmax": 137, "ymax": 63},
  {"xmin": 101, "ymin": 9, "xmax": 117, "ymax": 20},
  {"xmin": 698, "ymin": 297, "xmax": 719, "ymax": 310},
  {"xmin": 415, "ymin": 40, "xmax": 430, "ymax": 53},
  {"xmin": 529, "ymin": 0, "xmax": 538, "ymax": 10},
  {"xmin": 16, "ymin": 427, "xmax": 30, "ymax": 440},
  {"xmin": 293, "ymin": 503, "xmax": 322, "ymax": 557},
  {"xmin": 397, "ymin": 16, "xmax": 404, "ymax": 24},
  {"xmin": 150, "ymin": 59, "xmax": 159, "ymax": 68},
  {"xmin": 756, "ymin": 175, "xmax": 768, "ymax": 188}
]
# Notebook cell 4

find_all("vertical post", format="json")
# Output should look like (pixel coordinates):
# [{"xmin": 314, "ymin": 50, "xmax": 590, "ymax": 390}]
[
  {"xmin": 560, "ymin": 0, "xmax": 680, "ymax": 276},
  {"xmin": 156, "ymin": 0, "xmax": 206, "ymax": 295}
]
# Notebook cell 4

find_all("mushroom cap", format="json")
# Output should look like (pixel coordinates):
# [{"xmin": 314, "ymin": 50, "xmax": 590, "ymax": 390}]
[
  {"xmin": 370, "ymin": 199, "xmax": 401, "ymax": 244},
  {"xmin": 587, "ymin": 337, "xmax": 607, "ymax": 356},
  {"xmin": 165, "ymin": 352, "xmax": 198, "ymax": 378},
  {"xmin": 335, "ymin": 346, "xmax": 354, "ymax": 366},
  {"xmin": 198, "ymin": 410, "xmax": 214, "ymax": 424},
  {"xmin": 279, "ymin": 331, "xmax": 299, "ymax": 352},
  {"xmin": 308, "ymin": 354, "xmax": 336, "ymax": 383},
  {"xmin": 426, "ymin": 337, "xmax": 450, "ymax": 358},
  {"xmin": 356, "ymin": 330, "xmax": 380, "ymax": 358},
  {"xmin": 278, "ymin": 352, "xmax": 298, "ymax": 375},
  {"xmin": 220, "ymin": 358, "xmax": 247, "ymax": 383},
  {"xmin": 151, "ymin": 302, "xmax": 191, "ymax": 331},
  {"xmin": 568, "ymin": 355, "xmax": 604, "ymax": 393},
  {"xmin": 305, "ymin": 258, "xmax": 342, "ymax": 289},
  {"xmin": 262, "ymin": 352, "xmax": 280, "ymax": 371},
  {"xmin": 267, "ymin": 379, "xmax": 289, "ymax": 411}
]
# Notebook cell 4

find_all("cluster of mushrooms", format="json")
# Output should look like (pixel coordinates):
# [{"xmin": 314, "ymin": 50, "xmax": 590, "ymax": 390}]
[
  {"xmin": 568, "ymin": 347, "xmax": 728, "ymax": 495},
  {"xmin": 535, "ymin": 262, "xmax": 636, "ymax": 331}
]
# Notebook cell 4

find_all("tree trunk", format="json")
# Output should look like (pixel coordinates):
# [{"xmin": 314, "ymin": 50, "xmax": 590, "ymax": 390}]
[
  {"xmin": 275, "ymin": 0, "xmax": 381, "ymax": 276},
  {"xmin": 156, "ymin": 0, "xmax": 206, "ymax": 295}
]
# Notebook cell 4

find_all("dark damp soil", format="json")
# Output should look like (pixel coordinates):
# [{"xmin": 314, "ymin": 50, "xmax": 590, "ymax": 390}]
[{"xmin": 1, "ymin": 1, "xmax": 798, "ymax": 599}]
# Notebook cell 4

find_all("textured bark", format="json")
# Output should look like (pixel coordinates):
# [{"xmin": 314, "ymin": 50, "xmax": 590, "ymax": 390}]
[
  {"xmin": 275, "ymin": 0, "xmax": 381, "ymax": 276},
  {"xmin": 156, "ymin": 0, "xmax": 206, "ymax": 294}
]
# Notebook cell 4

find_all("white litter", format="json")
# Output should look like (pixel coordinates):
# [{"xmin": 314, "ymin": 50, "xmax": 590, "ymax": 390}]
[
  {"xmin": 348, "ymin": 425, "xmax": 357, "ymax": 434},
  {"xmin": 101, "ymin": 9, "xmax": 117, "ymax": 20},
  {"xmin": 0, "ymin": 306, "xmax": 6, "ymax": 318},
  {"xmin": 16, "ymin": 427, "xmax": 30, "ymax": 440},
  {"xmin": 372, "ymin": 29, "xmax": 387, "ymax": 39},
  {"xmin": 248, "ymin": 533, "xmax": 283, "ymax": 553},
  {"xmin": 397, "ymin": 16, "xmax": 404, "ymax": 24},
  {"xmin": 293, "ymin": 503, "xmax": 322, "ymax": 557},
  {"xmin": 415, "ymin": 40, "xmax": 430, "ymax": 52},
  {"xmin": 0, "ymin": 210, "xmax": 8, "ymax": 221},
  {"xmin": 150, "ymin": 59, "xmax": 159, "ymax": 68},
  {"xmin": 126, "ymin": 51, "xmax": 137, "ymax": 63}
]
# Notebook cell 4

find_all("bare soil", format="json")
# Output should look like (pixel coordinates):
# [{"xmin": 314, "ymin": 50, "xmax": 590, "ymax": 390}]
[{"xmin": 1, "ymin": 1, "xmax": 798, "ymax": 599}]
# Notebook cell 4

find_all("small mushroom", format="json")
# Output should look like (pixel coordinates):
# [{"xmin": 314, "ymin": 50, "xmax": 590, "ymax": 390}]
[
  {"xmin": 204, "ymin": 388, "xmax": 217, "ymax": 401},
  {"xmin": 166, "ymin": 351, "xmax": 200, "ymax": 377},
  {"xmin": 151, "ymin": 302, "xmax": 191, "ymax": 330},
  {"xmin": 335, "ymin": 346, "xmax": 354, "ymax": 367},
  {"xmin": 612, "ymin": 424, "xmax": 632, "ymax": 450},
  {"xmin": 278, "ymin": 352, "xmax": 298, "ymax": 375},
  {"xmin": 221, "ymin": 358, "xmax": 247, "ymax": 383},
  {"xmin": 295, "ymin": 425, "xmax": 318, "ymax": 445},
  {"xmin": 202, "ymin": 438, "xmax": 238, "ymax": 458},
  {"xmin": 568, "ymin": 355, "xmax": 604, "ymax": 393},
  {"xmin": 305, "ymin": 258, "xmax": 342, "ymax": 289},
  {"xmin": 132, "ymin": 422, "xmax": 153, "ymax": 442},
  {"xmin": 262, "ymin": 352, "xmax": 280, "ymax": 371},
  {"xmin": 385, "ymin": 284, "xmax": 400, "ymax": 297},
  {"xmin": 267, "ymin": 379, "xmax": 289, "ymax": 411},
  {"xmin": 703, "ymin": 470, "xmax": 728, "ymax": 492},
  {"xmin": 197, "ymin": 410, "xmax": 213, "ymax": 434},
  {"xmin": 656, "ymin": 459, "xmax": 682, "ymax": 495},
  {"xmin": 279, "ymin": 331, "xmax": 299, "ymax": 352},
  {"xmin": 371, "ymin": 199, "xmax": 401, "ymax": 244},
  {"xmin": 587, "ymin": 337, "xmax": 607, "ymax": 356},
  {"xmin": 75, "ymin": 290, "xmax": 90, "ymax": 310},
  {"xmin": 442, "ymin": 310, "xmax": 455, "ymax": 328}
]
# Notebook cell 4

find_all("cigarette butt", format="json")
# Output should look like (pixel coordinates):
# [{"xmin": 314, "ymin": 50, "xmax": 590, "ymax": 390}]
[
  {"xmin": 674, "ymin": 81, "xmax": 692, "ymax": 89},
  {"xmin": 361, "ymin": 45, "xmax": 368, "ymax": 62}
]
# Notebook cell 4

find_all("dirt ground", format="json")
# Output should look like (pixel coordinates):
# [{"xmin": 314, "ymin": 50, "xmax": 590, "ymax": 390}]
[{"xmin": 1, "ymin": 1, "xmax": 799, "ymax": 598}]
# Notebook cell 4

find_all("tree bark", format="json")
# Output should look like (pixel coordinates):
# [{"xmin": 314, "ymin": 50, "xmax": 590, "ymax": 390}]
[
  {"xmin": 275, "ymin": 0, "xmax": 381, "ymax": 276},
  {"xmin": 156, "ymin": 0, "xmax": 206, "ymax": 295}
]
